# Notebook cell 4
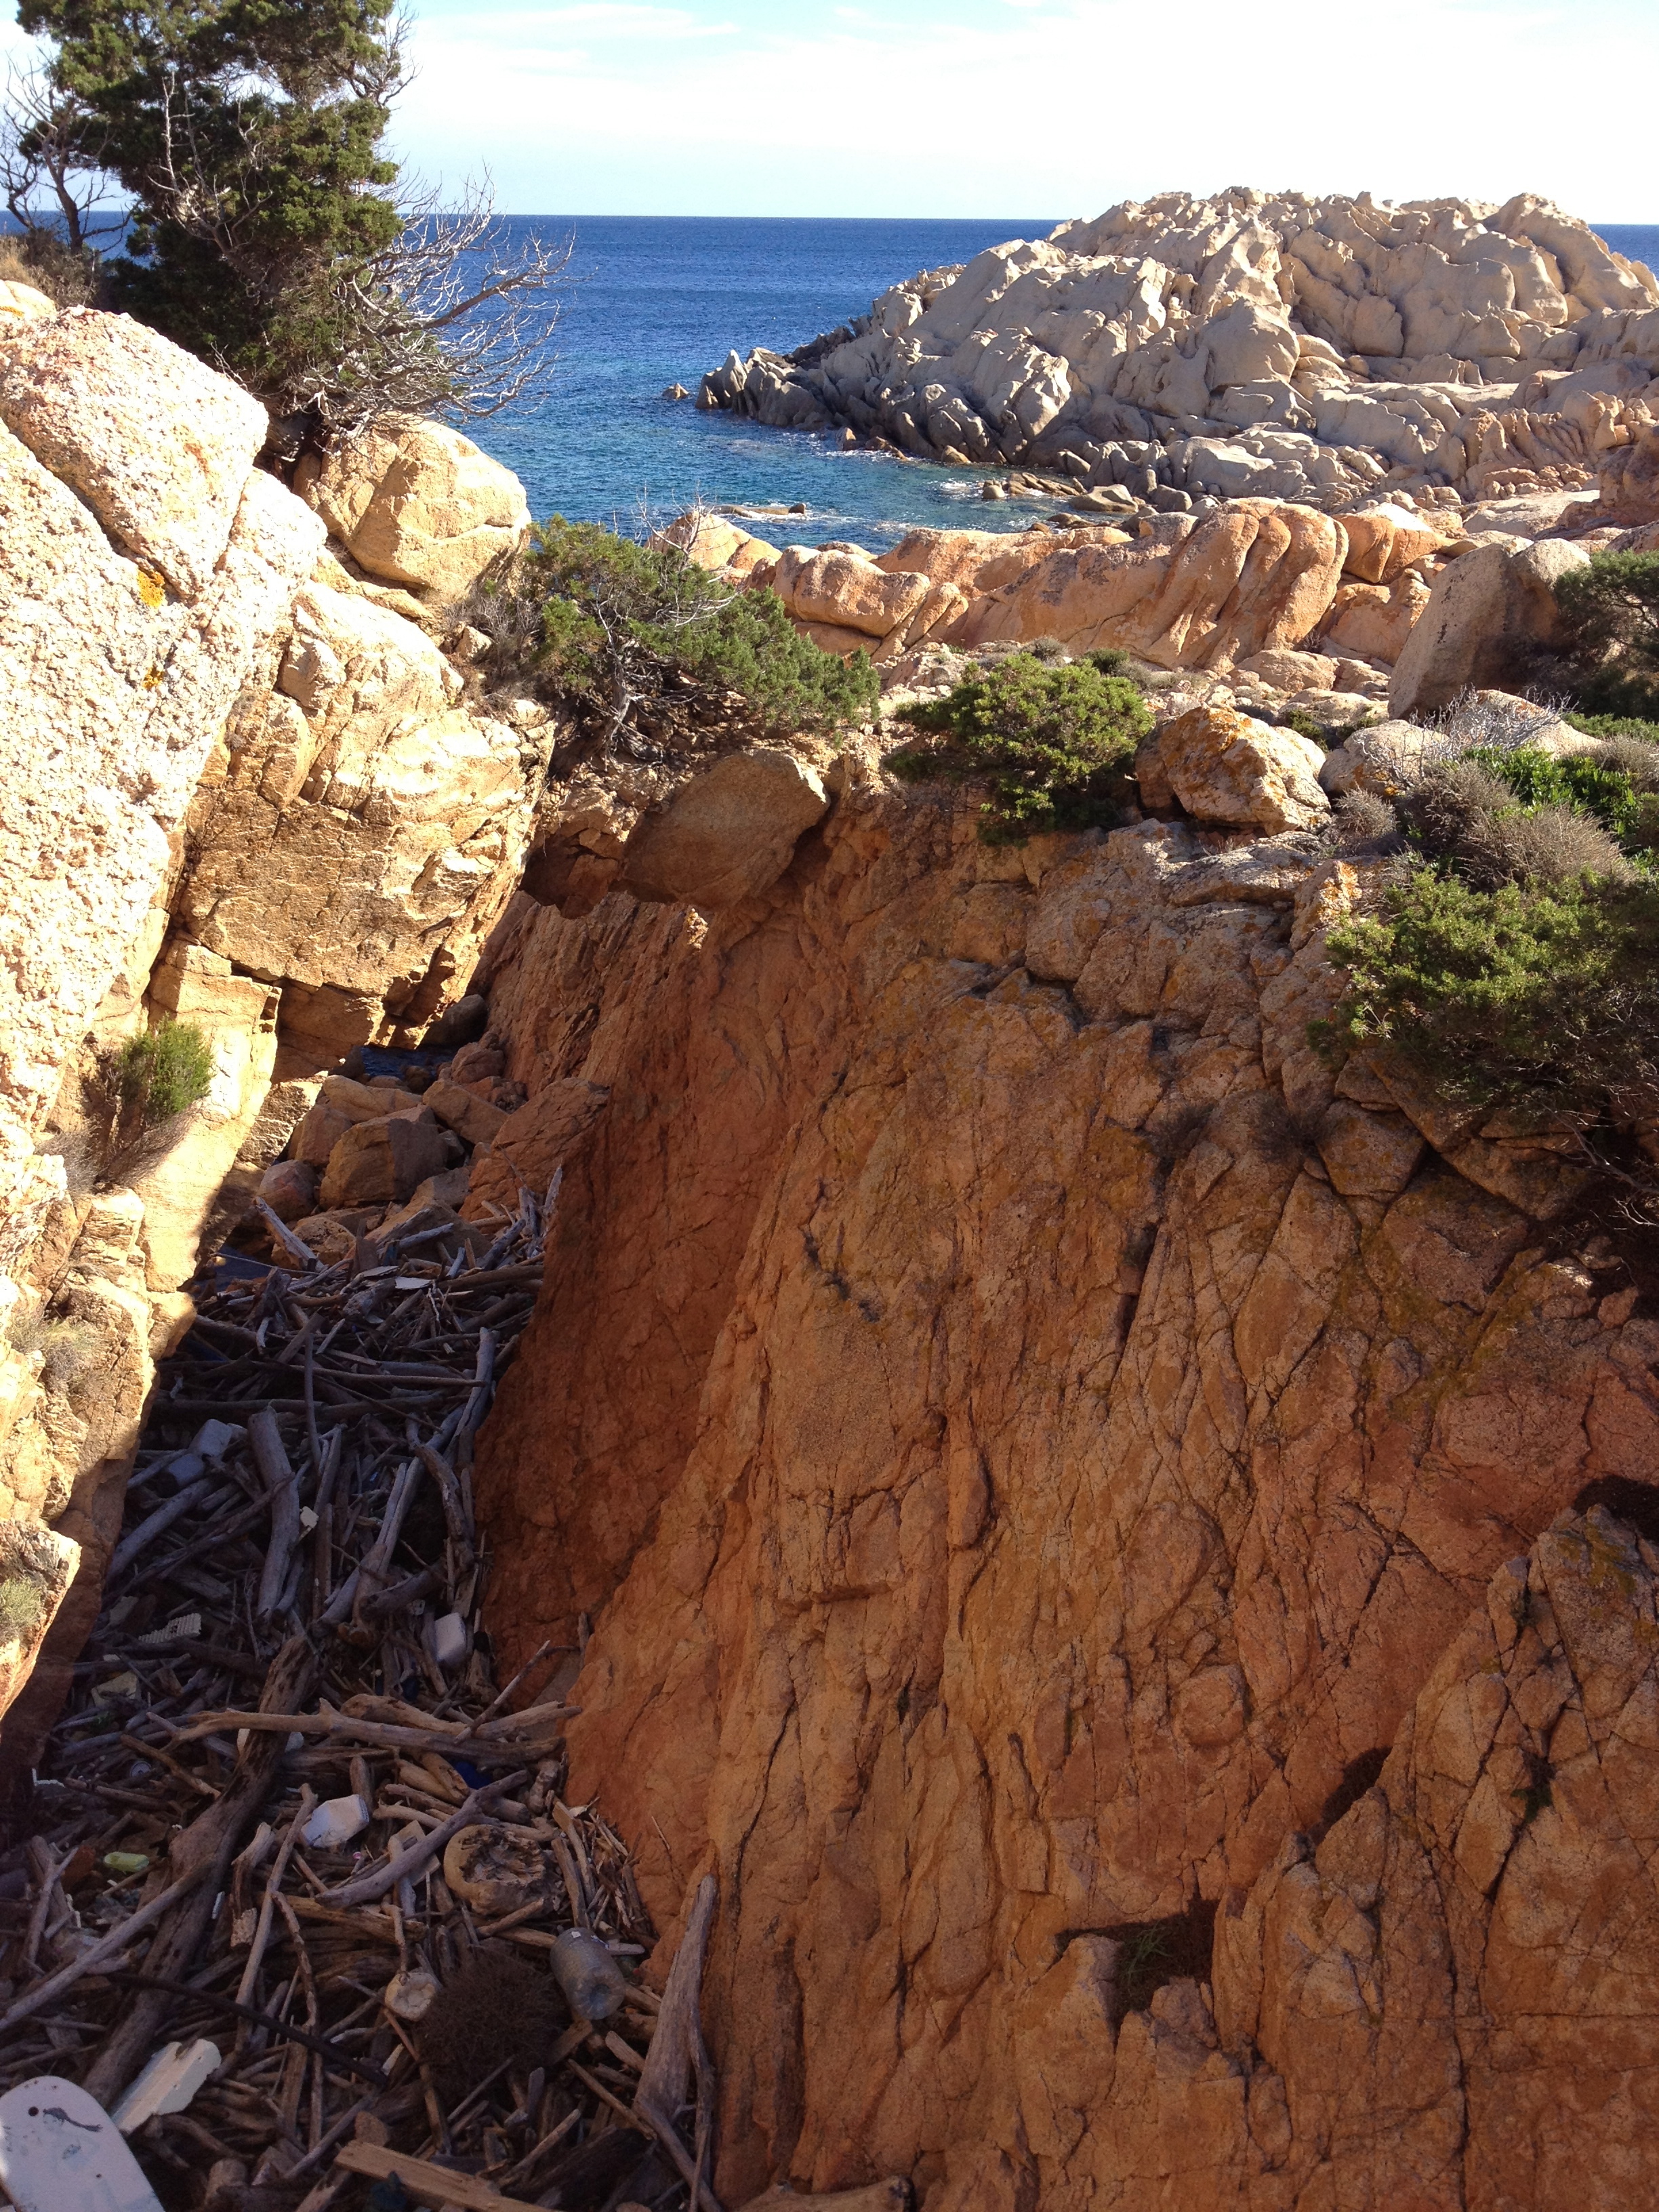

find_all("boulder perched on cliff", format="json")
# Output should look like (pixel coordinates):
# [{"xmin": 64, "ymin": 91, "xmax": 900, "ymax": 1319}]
[
  {"xmin": 620, "ymin": 747, "xmax": 830, "ymax": 909},
  {"xmin": 295, "ymin": 417, "xmax": 531, "ymax": 602},
  {"xmin": 1146, "ymin": 701, "xmax": 1330, "ymax": 829},
  {"xmin": 1389, "ymin": 534, "xmax": 1590, "ymax": 716},
  {"xmin": 700, "ymin": 190, "xmax": 1659, "ymax": 509}
]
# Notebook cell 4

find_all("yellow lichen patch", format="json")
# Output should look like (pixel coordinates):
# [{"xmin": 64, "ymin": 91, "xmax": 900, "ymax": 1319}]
[
  {"xmin": 142, "ymin": 665, "xmax": 164, "ymax": 690},
  {"xmin": 136, "ymin": 565, "xmax": 167, "ymax": 609}
]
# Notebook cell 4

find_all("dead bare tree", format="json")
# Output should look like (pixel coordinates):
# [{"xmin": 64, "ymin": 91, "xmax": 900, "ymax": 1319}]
[
  {"xmin": 0, "ymin": 50, "xmax": 122, "ymax": 299},
  {"xmin": 312, "ymin": 171, "xmax": 573, "ymax": 436}
]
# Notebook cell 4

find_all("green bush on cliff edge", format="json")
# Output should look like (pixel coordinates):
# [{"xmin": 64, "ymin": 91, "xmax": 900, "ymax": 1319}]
[
  {"xmin": 1319, "ymin": 869, "xmax": 1659, "ymax": 1135},
  {"xmin": 890, "ymin": 650, "xmax": 1151, "ymax": 844},
  {"xmin": 492, "ymin": 518, "xmax": 879, "ymax": 750}
]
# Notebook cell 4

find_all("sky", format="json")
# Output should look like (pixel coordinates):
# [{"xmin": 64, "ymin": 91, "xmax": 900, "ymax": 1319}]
[
  {"xmin": 3, "ymin": 1, "xmax": 1655, "ymax": 223},
  {"xmin": 381, "ymin": 0, "xmax": 1658, "ymax": 220}
]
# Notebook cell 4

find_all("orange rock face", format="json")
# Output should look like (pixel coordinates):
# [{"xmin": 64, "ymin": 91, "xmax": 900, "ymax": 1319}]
[
  {"xmin": 944, "ymin": 500, "xmax": 1347, "ymax": 668},
  {"xmin": 473, "ymin": 771, "xmax": 1659, "ymax": 2210}
]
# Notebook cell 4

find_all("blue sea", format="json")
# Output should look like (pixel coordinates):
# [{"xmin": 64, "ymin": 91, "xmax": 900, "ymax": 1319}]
[
  {"xmin": 474, "ymin": 218, "xmax": 1659, "ymax": 554},
  {"xmin": 472, "ymin": 217, "xmax": 1056, "ymax": 554}
]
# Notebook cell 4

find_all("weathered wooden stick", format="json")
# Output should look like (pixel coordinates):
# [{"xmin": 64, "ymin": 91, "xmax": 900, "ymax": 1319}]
[
  {"xmin": 0, "ymin": 1861, "xmax": 210, "ymax": 2038},
  {"xmin": 251, "ymin": 1408, "xmax": 302, "ymax": 1618},
  {"xmin": 107, "ymin": 1475, "xmax": 218, "ymax": 1579},
  {"xmin": 634, "ymin": 1872, "xmax": 724, "ymax": 2212},
  {"xmin": 255, "ymin": 1197, "xmax": 321, "ymax": 1270},
  {"xmin": 333, "ymin": 2141, "xmax": 546, "ymax": 2211},
  {"xmin": 319, "ymin": 1772, "xmax": 528, "ymax": 1907},
  {"xmin": 83, "ymin": 1633, "xmax": 317, "ymax": 2105},
  {"xmin": 163, "ymin": 1706, "xmax": 573, "ymax": 1761}
]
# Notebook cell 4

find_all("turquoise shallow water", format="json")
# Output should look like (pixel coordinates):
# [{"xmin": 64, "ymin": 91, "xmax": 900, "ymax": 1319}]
[{"xmin": 472, "ymin": 218, "xmax": 1659, "ymax": 554}]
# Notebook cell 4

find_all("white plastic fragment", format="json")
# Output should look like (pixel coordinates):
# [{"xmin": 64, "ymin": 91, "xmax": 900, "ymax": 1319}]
[
  {"xmin": 190, "ymin": 1419, "xmax": 243, "ymax": 1460},
  {"xmin": 161, "ymin": 1451, "xmax": 205, "ymax": 1490},
  {"xmin": 430, "ymin": 1612, "xmax": 469, "ymax": 1668},
  {"xmin": 0, "ymin": 2074, "xmax": 165, "ymax": 2211},
  {"xmin": 138, "ymin": 1612, "xmax": 200, "ymax": 1646},
  {"xmin": 302, "ymin": 1793, "xmax": 371, "ymax": 1850},
  {"xmin": 109, "ymin": 2040, "xmax": 221, "ymax": 2134}
]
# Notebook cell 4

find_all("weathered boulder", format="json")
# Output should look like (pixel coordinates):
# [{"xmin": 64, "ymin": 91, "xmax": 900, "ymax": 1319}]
[
  {"xmin": 1338, "ymin": 501, "xmax": 1448, "ymax": 583},
  {"xmin": 295, "ymin": 417, "xmax": 531, "ymax": 602},
  {"xmin": 258, "ymin": 1158, "xmax": 319, "ymax": 1222},
  {"xmin": 424, "ymin": 1074, "xmax": 509, "ymax": 1149},
  {"xmin": 770, "ymin": 547, "xmax": 934, "ymax": 640},
  {"xmin": 1389, "ymin": 535, "xmax": 1591, "ymax": 716},
  {"xmin": 0, "ymin": 308, "xmax": 270, "ymax": 598},
  {"xmin": 1319, "ymin": 718, "xmax": 1433, "ymax": 797},
  {"xmin": 462, "ymin": 1078, "xmax": 610, "ymax": 1224},
  {"xmin": 657, "ymin": 513, "xmax": 781, "ymax": 575},
  {"xmin": 177, "ymin": 581, "xmax": 535, "ymax": 1062},
  {"xmin": 320, "ymin": 1073, "xmax": 425, "ymax": 1123},
  {"xmin": 1322, "ymin": 566, "xmax": 1431, "ymax": 663},
  {"xmin": 1147, "ymin": 701, "xmax": 1330, "ymax": 829},
  {"xmin": 1236, "ymin": 646, "xmax": 1336, "ymax": 691},
  {"xmin": 291, "ymin": 1099, "xmax": 354, "ymax": 1168},
  {"xmin": 873, "ymin": 528, "xmax": 1050, "ymax": 595},
  {"xmin": 318, "ymin": 1109, "xmax": 451, "ymax": 1208},
  {"xmin": 1597, "ymin": 421, "xmax": 1659, "ymax": 525},
  {"xmin": 621, "ymin": 748, "xmax": 830, "ymax": 909},
  {"xmin": 0, "ymin": 280, "xmax": 54, "ymax": 324}
]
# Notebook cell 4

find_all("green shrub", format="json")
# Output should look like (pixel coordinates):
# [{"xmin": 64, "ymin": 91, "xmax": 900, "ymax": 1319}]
[
  {"xmin": 519, "ymin": 519, "xmax": 878, "ymax": 745},
  {"xmin": 1396, "ymin": 749, "xmax": 1643, "ymax": 887},
  {"xmin": 889, "ymin": 651, "xmax": 1151, "ymax": 843},
  {"xmin": 1555, "ymin": 551, "xmax": 1659, "ymax": 719},
  {"xmin": 113, "ymin": 1022, "xmax": 215, "ymax": 1128},
  {"xmin": 1319, "ymin": 869, "xmax": 1659, "ymax": 1124}
]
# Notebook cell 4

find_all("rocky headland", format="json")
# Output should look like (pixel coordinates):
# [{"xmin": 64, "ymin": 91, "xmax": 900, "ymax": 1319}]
[
  {"xmin": 0, "ymin": 197, "xmax": 1658, "ymax": 2212},
  {"xmin": 698, "ymin": 189, "xmax": 1658, "ymax": 517}
]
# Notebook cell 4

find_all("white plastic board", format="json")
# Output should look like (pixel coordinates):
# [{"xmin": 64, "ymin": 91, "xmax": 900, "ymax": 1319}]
[{"xmin": 0, "ymin": 2075, "xmax": 165, "ymax": 2212}]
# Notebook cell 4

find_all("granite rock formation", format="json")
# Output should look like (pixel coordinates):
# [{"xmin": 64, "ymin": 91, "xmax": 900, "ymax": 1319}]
[
  {"xmin": 699, "ymin": 191, "xmax": 1659, "ymax": 512},
  {"xmin": 0, "ymin": 299, "xmax": 538, "ymax": 1764},
  {"xmin": 474, "ymin": 734, "xmax": 1659, "ymax": 2209}
]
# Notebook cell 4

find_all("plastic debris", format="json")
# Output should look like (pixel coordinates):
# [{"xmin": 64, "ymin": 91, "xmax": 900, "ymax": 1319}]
[
  {"xmin": 190, "ymin": 1418, "xmax": 243, "ymax": 1460},
  {"xmin": 548, "ymin": 1925, "xmax": 630, "ymax": 2022},
  {"xmin": 442, "ymin": 1822, "xmax": 546, "ymax": 1914},
  {"xmin": 136, "ymin": 1612, "xmax": 199, "ymax": 1646},
  {"xmin": 301, "ymin": 1793, "xmax": 371, "ymax": 1849},
  {"xmin": 0, "ymin": 2074, "xmax": 165, "ymax": 2211},
  {"xmin": 100, "ymin": 1853, "xmax": 150, "ymax": 1879},
  {"xmin": 430, "ymin": 1611, "xmax": 469, "ymax": 1668},
  {"xmin": 109, "ymin": 2039, "xmax": 221, "ymax": 2133},
  {"xmin": 89, "ymin": 1673, "xmax": 138, "ymax": 1706}
]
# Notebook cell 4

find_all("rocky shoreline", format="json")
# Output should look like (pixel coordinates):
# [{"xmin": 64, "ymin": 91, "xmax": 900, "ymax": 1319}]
[{"xmin": 697, "ymin": 188, "xmax": 1659, "ymax": 516}]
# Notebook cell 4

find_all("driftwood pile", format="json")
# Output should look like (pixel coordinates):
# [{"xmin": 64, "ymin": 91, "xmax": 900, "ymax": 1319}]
[{"xmin": 0, "ymin": 1183, "xmax": 724, "ymax": 2212}]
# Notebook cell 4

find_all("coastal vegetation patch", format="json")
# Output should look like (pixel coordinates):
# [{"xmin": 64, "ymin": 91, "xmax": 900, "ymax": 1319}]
[
  {"xmin": 888, "ymin": 649, "xmax": 1151, "ymax": 844},
  {"xmin": 479, "ymin": 518, "xmax": 880, "ymax": 754}
]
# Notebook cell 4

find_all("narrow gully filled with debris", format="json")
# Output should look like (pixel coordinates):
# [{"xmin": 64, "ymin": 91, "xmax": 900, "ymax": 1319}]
[{"xmin": 0, "ymin": 1174, "xmax": 723, "ymax": 2212}]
